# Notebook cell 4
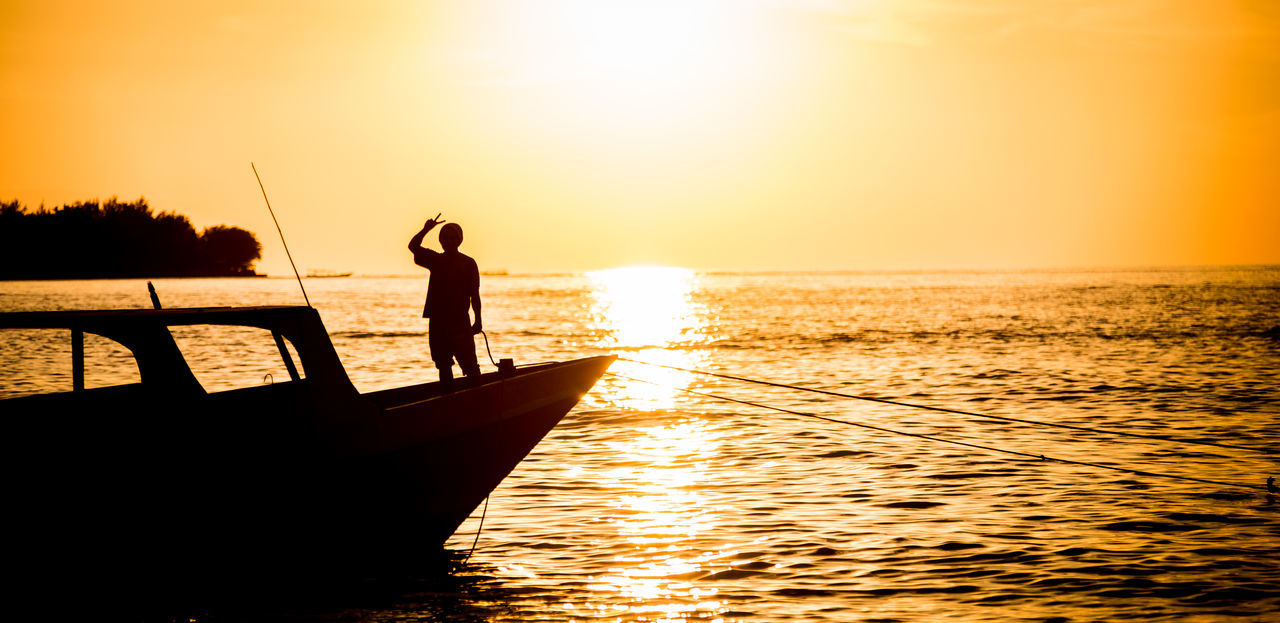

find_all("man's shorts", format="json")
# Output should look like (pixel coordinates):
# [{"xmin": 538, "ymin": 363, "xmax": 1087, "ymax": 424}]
[{"xmin": 429, "ymin": 317, "xmax": 478, "ymax": 370}]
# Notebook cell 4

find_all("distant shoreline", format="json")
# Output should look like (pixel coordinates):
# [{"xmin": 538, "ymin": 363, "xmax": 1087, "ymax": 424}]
[
  {"xmin": 3, "ymin": 264, "xmax": 1276, "ymax": 283},
  {"xmin": 1, "ymin": 197, "xmax": 263, "ymax": 281},
  {"xmin": 0, "ymin": 273, "xmax": 264, "ymax": 282}
]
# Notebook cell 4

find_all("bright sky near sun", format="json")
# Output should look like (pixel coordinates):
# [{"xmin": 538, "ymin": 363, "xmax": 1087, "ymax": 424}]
[{"xmin": 2, "ymin": 1, "xmax": 1277, "ymax": 275}]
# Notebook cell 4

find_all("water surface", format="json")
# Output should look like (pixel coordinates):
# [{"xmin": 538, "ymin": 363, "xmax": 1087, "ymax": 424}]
[{"xmin": 3, "ymin": 266, "xmax": 1278, "ymax": 621}]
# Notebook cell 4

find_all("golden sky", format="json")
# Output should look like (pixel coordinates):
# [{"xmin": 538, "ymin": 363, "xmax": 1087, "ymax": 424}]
[{"xmin": 2, "ymin": 0, "xmax": 1277, "ymax": 274}]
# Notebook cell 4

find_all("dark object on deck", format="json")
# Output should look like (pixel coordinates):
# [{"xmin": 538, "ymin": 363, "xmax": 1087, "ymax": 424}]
[{"xmin": 0, "ymin": 305, "xmax": 612, "ymax": 601}]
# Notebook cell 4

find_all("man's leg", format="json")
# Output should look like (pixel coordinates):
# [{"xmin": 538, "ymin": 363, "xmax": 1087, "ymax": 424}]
[
  {"xmin": 455, "ymin": 331, "xmax": 481, "ymax": 378},
  {"xmin": 429, "ymin": 319, "xmax": 455, "ymax": 387}
]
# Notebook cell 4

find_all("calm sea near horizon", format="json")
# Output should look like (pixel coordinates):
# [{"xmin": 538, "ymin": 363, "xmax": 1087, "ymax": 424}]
[{"xmin": 2, "ymin": 266, "xmax": 1279, "ymax": 622}]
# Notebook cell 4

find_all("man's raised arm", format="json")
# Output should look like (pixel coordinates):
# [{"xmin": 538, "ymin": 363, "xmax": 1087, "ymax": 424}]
[{"xmin": 408, "ymin": 214, "xmax": 445, "ymax": 266}]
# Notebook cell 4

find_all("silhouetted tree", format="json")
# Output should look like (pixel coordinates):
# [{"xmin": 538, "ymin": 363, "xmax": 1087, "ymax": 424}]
[
  {"xmin": 200, "ymin": 226, "xmax": 262, "ymax": 276},
  {"xmin": 0, "ymin": 197, "xmax": 263, "ymax": 279}
]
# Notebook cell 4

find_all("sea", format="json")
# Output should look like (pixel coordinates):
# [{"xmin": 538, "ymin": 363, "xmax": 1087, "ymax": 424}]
[{"xmin": 2, "ymin": 266, "xmax": 1279, "ymax": 622}]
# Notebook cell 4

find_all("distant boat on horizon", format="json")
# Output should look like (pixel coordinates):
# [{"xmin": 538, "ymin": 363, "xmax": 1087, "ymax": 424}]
[{"xmin": 305, "ymin": 269, "xmax": 354, "ymax": 278}]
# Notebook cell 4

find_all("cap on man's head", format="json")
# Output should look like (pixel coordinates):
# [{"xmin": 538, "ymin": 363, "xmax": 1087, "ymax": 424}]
[{"xmin": 439, "ymin": 222, "xmax": 464, "ymax": 247}]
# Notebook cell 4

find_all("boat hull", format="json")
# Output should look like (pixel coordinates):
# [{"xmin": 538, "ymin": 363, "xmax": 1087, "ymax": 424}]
[
  {"xmin": 352, "ymin": 356, "xmax": 615, "ymax": 549},
  {"xmin": 3, "ymin": 355, "xmax": 614, "ymax": 585}
]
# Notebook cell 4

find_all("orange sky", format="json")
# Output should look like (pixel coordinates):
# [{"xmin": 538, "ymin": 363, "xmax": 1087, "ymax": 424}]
[{"xmin": 2, "ymin": 1, "xmax": 1277, "ymax": 275}]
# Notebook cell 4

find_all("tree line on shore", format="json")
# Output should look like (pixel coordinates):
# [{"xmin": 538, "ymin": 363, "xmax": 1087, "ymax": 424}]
[{"xmin": 0, "ymin": 197, "xmax": 263, "ymax": 279}]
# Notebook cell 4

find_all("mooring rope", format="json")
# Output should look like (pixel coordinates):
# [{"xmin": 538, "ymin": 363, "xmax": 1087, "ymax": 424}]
[
  {"xmin": 617, "ymin": 357, "xmax": 1274, "ymax": 456},
  {"xmin": 480, "ymin": 330, "xmax": 498, "ymax": 366},
  {"xmin": 460, "ymin": 330, "xmax": 501, "ymax": 563},
  {"xmin": 463, "ymin": 494, "xmax": 490, "ymax": 564},
  {"xmin": 606, "ymin": 372, "xmax": 1268, "ymax": 492}
]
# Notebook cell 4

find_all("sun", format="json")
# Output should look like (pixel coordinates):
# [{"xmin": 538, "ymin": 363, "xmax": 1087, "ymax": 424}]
[
  {"xmin": 490, "ymin": 1, "xmax": 765, "ymax": 105},
  {"xmin": 571, "ymin": 2, "xmax": 726, "ymax": 90},
  {"xmin": 437, "ymin": 0, "xmax": 792, "ymax": 191}
]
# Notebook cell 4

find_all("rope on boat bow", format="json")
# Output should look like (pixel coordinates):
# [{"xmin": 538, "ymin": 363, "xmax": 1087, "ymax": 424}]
[
  {"xmin": 461, "ymin": 330, "xmax": 501, "ymax": 563},
  {"xmin": 616, "ymin": 357, "xmax": 1275, "ymax": 456},
  {"xmin": 606, "ymin": 365, "xmax": 1276, "ymax": 494},
  {"xmin": 463, "ymin": 495, "xmax": 489, "ymax": 564},
  {"xmin": 480, "ymin": 330, "xmax": 498, "ymax": 366}
]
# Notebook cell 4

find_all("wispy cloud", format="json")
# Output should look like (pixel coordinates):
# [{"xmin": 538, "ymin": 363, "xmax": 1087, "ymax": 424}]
[{"xmin": 778, "ymin": 0, "xmax": 1280, "ymax": 52}]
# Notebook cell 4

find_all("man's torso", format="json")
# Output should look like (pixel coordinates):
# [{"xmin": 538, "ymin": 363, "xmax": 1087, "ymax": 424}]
[{"xmin": 417, "ymin": 250, "xmax": 478, "ymax": 321}]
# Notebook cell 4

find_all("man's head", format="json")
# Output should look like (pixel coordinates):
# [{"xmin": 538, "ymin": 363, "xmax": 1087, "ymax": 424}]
[{"xmin": 439, "ymin": 223, "xmax": 463, "ymax": 250}]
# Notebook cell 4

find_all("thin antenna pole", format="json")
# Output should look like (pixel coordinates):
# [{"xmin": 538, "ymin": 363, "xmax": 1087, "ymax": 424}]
[{"xmin": 251, "ymin": 162, "xmax": 311, "ymax": 308}]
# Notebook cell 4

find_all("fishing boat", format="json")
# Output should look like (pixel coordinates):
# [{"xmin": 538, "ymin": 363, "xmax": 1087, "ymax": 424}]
[
  {"xmin": 305, "ymin": 269, "xmax": 353, "ymax": 278},
  {"xmin": 1, "ymin": 305, "xmax": 613, "ymax": 580}
]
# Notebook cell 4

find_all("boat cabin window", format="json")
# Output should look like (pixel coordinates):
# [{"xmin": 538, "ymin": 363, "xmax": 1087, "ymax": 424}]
[
  {"xmin": 0, "ymin": 329, "xmax": 141, "ymax": 399},
  {"xmin": 169, "ymin": 325, "xmax": 305, "ymax": 392}
]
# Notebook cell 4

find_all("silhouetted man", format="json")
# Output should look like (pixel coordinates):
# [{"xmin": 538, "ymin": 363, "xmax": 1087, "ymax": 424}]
[{"xmin": 408, "ymin": 214, "xmax": 482, "ymax": 386}]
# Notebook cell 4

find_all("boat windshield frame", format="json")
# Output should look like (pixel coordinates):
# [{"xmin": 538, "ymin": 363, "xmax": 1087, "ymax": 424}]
[{"xmin": 0, "ymin": 305, "xmax": 355, "ymax": 397}]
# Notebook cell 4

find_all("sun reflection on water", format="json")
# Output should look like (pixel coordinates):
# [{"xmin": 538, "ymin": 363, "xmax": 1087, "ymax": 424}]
[
  {"xmin": 579, "ymin": 267, "xmax": 729, "ymax": 620},
  {"xmin": 587, "ymin": 266, "xmax": 705, "ymax": 348},
  {"xmin": 587, "ymin": 266, "xmax": 710, "ymax": 410},
  {"xmin": 585, "ymin": 420, "xmax": 728, "ymax": 621}
]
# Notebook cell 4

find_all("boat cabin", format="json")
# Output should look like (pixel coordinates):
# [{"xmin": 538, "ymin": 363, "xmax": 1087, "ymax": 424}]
[{"xmin": 0, "ymin": 305, "xmax": 357, "ymax": 402}]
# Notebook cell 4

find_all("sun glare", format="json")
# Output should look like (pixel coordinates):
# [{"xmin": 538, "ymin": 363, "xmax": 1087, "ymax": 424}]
[
  {"xmin": 572, "ymin": 2, "xmax": 727, "ymax": 88},
  {"xmin": 588, "ymin": 265, "xmax": 701, "ymax": 349},
  {"xmin": 587, "ymin": 266, "xmax": 709, "ymax": 410},
  {"xmin": 442, "ymin": 0, "xmax": 792, "ymax": 201},
  {"xmin": 490, "ymin": 1, "xmax": 767, "ymax": 115}
]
